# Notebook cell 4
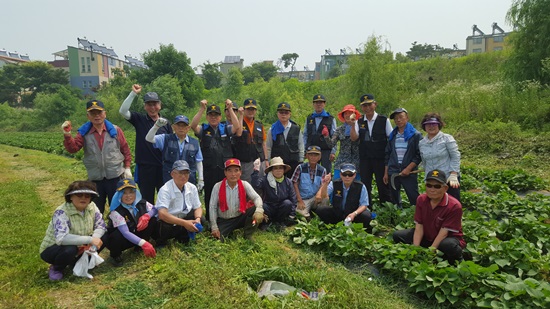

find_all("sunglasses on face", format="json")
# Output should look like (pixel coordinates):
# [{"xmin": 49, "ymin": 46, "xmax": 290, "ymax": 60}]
[
  {"xmin": 426, "ymin": 183, "xmax": 443, "ymax": 189},
  {"xmin": 341, "ymin": 172, "xmax": 355, "ymax": 177},
  {"xmin": 74, "ymin": 193, "xmax": 91, "ymax": 198}
]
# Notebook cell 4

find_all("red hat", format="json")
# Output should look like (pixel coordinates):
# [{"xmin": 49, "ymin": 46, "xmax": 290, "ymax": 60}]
[
  {"xmin": 337, "ymin": 104, "xmax": 361, "ymax": 123},
  {"xmin": 224, "ymin": 158, "xmax": 241, "ymax": 169}
]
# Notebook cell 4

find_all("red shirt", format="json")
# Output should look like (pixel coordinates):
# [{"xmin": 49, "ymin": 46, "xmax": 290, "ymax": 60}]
[
  {"xmin": 63, "ymin": 123, "xmax": 132, "ymax": 168},
  {"xmin": 414, "ymin": 193, "xmax": 466, "ymax": 248}
]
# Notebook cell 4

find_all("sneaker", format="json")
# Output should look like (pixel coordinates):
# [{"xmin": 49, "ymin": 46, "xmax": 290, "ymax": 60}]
[
  {"xmin": 110, "ymin": 256, "xmax": 123, "ymax": 267},
  {"xmin": 48, "ymin": 265, "xmax": 63, "ymax": 281}
]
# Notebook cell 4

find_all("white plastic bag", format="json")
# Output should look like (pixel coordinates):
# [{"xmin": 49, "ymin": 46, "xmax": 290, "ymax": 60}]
[{"xmin": 73, "ymin": 249, "xmax": 104, "ymax": 279}]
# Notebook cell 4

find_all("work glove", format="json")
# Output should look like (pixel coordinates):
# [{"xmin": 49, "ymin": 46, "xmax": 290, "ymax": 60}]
[
  {"xmin": 253, "ymin": 212, "xmax": 264, "ymax": 225},
  {"xmin": 447, "ymin": 174, "xmax": 460, "ymax": 188},
  {"xmin": 197, "ymin": 179, "xmax": 204, "ymax": 192},
  {"xmin": 155, "ymin": 117, "xmax": 168, "ymax": 128},
  {"xmin": 253, "ymin": 158, "xmax": 261, "ymax": 171},
  {"xmin": 141, "ymin": 241, "xmax": 156, "ymax": 258},
  {"xmin": 124, "ymin": 168, "xmax": 132, "ymax": 179},
  {"xmin": 61, "ymin": 121, "xmax": 72, "ymax": 134},
  {"xmin": 136, "ymin": 214, "xmax": 151, "ymax": 231},
  {"xmin": 321, "ymin": 125, "xmax": 329, "ymax": 137}
]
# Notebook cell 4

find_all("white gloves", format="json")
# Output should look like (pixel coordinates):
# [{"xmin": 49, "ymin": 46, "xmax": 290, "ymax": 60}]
[
  {"xmin": 253, "ymin": 158, "xmax": 261, "ymax": 172},
  {"xmin": 155, "ymin": 118, "xmax": 168, "ymax": 127},
  {"xmin": 447, "ymin": 173, "xmax": 460, "ymax": 188},
  {"xmin": 124, "ymin": 168, "xmax": 133, "ymax": 179},
  {"xmin": 62, "ymin": 121, "xmax": 72, "ymax": 134},
  {"xmin": 197, "ymin": 179, "xmax": 204, "ymax": 192}
]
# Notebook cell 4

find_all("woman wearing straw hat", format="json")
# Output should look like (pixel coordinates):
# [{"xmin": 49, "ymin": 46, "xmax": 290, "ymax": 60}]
[
  {"xmin": 252, "ymin": 156, "xmax": 298, "ymax": 229},
  {"xmin": 332, "ymin": 104, "xmax": 361, "ymax": 180}
]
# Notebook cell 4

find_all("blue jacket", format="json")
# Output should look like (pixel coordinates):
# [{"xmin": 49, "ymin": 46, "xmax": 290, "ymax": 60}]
[{"xmin": 385, "ymin": 123, "xmax": 422, "ymax": 175}]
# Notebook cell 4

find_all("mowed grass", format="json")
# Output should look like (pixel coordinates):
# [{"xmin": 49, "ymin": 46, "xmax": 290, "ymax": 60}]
[{"xmin": 0, "ymin": 144, "xmax": 435, "ymax": 309}]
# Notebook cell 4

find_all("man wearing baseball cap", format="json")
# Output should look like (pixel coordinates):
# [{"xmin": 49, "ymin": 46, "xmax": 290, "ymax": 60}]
[
  {"xmin": 313, "ymin": 163, "xmax": 372, "ymax": 230},
  {"xmin": 190, "ymin": 99, "xmax": 242, "ymax": 220},
  {"xmin": 209, "ymin": 158, "xmax": 264, "ymax": 241},
  {"xmin": 154, "ymin": 160, "xmax": 205, "ymax": 246},
  {"xmin": 350, "ymin": 94, "xmax": 393, "ymax": 208},
  {"xmin": 119, "ymin": 84, "xmax": 172, "ymax": 204},
  {"xmin": 393, "ymin": 169, "xmax": 466, "ymax": 264},
  {"xmin": 303, "ymin": 94, "xmax": 337, "ymax": 172},
  {"xmin": 291, "ymin": 146, "xmax": 327, "ymax": 220},
  {"xmin": 62, "ymin": 100, "xmax": 132, "ymax": 214},
  {"xmin": 145, "ymin": 115, "xmax": 204, "ymax": 186}
]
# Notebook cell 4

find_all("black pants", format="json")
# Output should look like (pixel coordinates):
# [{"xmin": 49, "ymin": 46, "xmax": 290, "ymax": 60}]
[
  {"xmin": 389, "ymin": 173, "xmax": 419, "ymax": 207},
  {"xmin": 137, "ymin": 163, "xmax": 164, "ymax": 204},
  {"xmin": 320, "ymin": 149, "xmax": 332, "ymax": 173},
  {"xmin": 360, "ymin": 158, "xmax": 392, "ymax": 209},
  {"xmin": 204, "ymin": 166, "xmax": 225, "ymax": 220},
  {"xmin": 92, "ymin": 176, "xmax": 120, "ymax": 214},
  {"xmin": 392, "ymin": 228, "xmax": 464, "ymax": 264},
  {"xmin": 102, "ymin": 217, "xmax": 158, "ymax": 258},
  {"xmin": 263, "ymin": 199, "xmax": 294, "ymax": 223},
  {"xmin": 285, "ymin": 160, "xmax": 300, "ymax": 179},
  {"xmin": 446, "ymin": 176, "xmax": 461, "ymax": 202},
  {"xmin": 154, "ymin": 213, "xmax": 206, "ymax": 245},
  {"xmin": 313, "ymin": 206, "xmax": 372, "ymax": 230},
  {"xmin": 40, "ymin": 245, "xmax": 79, "ymax": 270},
  {"xmin": 216, "ymin": 206, "xmax": 256, "ymax": 240}
]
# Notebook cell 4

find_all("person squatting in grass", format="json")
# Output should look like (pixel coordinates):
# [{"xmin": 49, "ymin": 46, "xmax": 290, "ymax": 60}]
[
  {"xmin": 251, "ymin": 156, "xmax": 298, "ymax": 229},
  {"xmin": 393, "ymin": 169, "xmax": 466, "ymax": 265},
  {"xmin": 102, "ymin": 178, "xmax": 157, "ymax": 267},
  {"xmin": 292, "ymin": 146, "xmax": 327, "ymax": 220},
  {"xmin": 119, "ymin": 84, "xmax": 173, "ymax": 204},
  {"xmin": 40, "ymin": 181, "xmax": 106, "ymax": 281},
  {"xmin": 62, "ymin": 100, "xmax": 133, "ymax": 214},
  {"xmin": 209, "ymin": 158, "xmax": 265, "ymax": 241}
]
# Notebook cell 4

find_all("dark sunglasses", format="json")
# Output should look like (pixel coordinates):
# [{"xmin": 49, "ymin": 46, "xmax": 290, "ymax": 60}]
[
  {"xmin": 426, "ymin": 183, "xmax": 443, "ymax": 189},
  {"xmin": 74, "ymin": 193, "xmax": 92, "ymax": 198},
  {"xmin": 341, "ymin": 172, "xmax": 355, "ymax": 177}
]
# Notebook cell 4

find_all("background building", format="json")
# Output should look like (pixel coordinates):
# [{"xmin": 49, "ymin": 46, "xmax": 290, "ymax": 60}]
[
  {"xmin": 0, "ymin": 49, "xmax": 30, "ymax": 68},
  {"xmin": 466, "ymin": 23, "xmax": 511, "ymax": 55}
]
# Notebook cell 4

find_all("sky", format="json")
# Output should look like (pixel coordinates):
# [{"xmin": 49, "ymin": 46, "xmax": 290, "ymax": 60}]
[{"xmin": 3, "ymin": 0, "xmax": 513, "ymax": 72}]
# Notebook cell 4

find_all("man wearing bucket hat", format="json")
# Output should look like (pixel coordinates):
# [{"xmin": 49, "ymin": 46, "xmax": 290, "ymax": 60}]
[
  {"xmin": 266, "ymin": 102, "xmax": 304, "ymax": 179},
  {"xmin": 313, "ymin": 163, "xmax": 372, "ymax": 230},
  {"xmin": 291, "ymin": 146, "xmax": 327, "ymax": 220},
  {"xmin": 190, "ymin": 99, "xmax": 242, "ymax": 220},
  {"xmin": 393, "ymin": 170, "xmax": 466, "ymax": 264},
  {"xmin": 146, "ymin": 115, "xmax": 204, "ymax": 186},
  {"xmin": 103, "ymin": 178, "xmax": 158, "ymax": 266},
  {"xmin": 209, "ymin": 158, "xmax": 264, "ymax": 241},
  {"xmin": 251, "ymin": 157, "xmax": 298, "ymax": 228},
  {"xmin": 154, "ymin": 160, "xmax": 205, "ymax": 246},
  {"xmin": 303, "ymin": 94, "xmax": 337, "ymax": 172},
  {"xmin": 332, "ymin": 104, "xmax": 361, "ymax": 180},
  {"xmin": 119, "ymin": 84, "xmax": 173, "ymax": 204},
  {"xmin": 350, "ymin": 94, "xmax": 393, "ymax": 208},
  {"xmin": 62, "ymin": 100, "xmax": 133, "ymax": 214}
]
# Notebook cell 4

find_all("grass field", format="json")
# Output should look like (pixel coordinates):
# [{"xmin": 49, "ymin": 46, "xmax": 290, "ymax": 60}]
[{"xmin": 0, "ymin": 144, "xmax": 439, "ymax": 309}]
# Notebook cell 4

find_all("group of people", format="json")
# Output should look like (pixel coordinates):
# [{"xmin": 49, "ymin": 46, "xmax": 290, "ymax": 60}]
[{"xmin": 40, "ymin": 87, "xmax": 466, "ymax": 281}]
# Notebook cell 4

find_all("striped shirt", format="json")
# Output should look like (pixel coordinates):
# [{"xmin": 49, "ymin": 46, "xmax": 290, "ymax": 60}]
[{"xmin": 394, "ymin": 133, "xmax": 407, "ymax": 164}]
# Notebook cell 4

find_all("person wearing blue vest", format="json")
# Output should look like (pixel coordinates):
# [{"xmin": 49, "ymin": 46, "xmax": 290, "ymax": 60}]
[
  {"xmin": 303, "ymin": 94, "xmax": 337, "ymax": 173},
  {"xmin": 292, "ymin": 146, "xmax": 327, "ymax": 220},
  {"xmin": 313, "ymin": 163, "xmax": 372, "ymax": 230},
  {"xmin": 145, "ymin": 115, "xmax": 204, "ymax": 186},
  {"xmin": 190, "ymin": 99, "xmax": 242, "ymax": 220}
]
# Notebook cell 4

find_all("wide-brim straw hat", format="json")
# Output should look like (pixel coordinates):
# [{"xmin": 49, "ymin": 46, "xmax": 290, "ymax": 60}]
[
  {"xmin": 337, "ymin": 104, "xmax": 361, "ymax": 123},
  {"xmin": 265, "ymin": 156, "xmax": 291, "ymax": 174}
]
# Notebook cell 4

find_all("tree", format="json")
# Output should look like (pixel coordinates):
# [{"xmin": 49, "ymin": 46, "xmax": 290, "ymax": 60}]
[
  {"xmin": 200, "ymin": 61, "xmax": 222, "ymax": 89},
  {"xmin": 506, "ymin": 0, "xmax": 550, "ymax": 84},
  {"xmin": 34, "ymin": 85, "xmax": 79, "ymax": 127},
  {"xmin": 130, "ymin": 44, "xmax": 202, "ymax": 107},
  {"xmin": 241, "ymin": 62, "xmax": 278, "ymax": 85},
  {"xmin": 222, "ymin": 68, "xmax": 244, "ymax": 100},
  {"xmin": 406, "ymin": 42, "xmax": 453, "ymax": 61},
  {"xmin": 281, "ymin": 53, "xmax": 299, "ymax": 78}
]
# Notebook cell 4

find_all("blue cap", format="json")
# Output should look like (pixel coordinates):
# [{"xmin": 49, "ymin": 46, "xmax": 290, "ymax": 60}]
[
  {"xmin": 312, "ymin": 94, "xmax": 326, "ymax": 102},
  {"xmin": 277, "ymin": 102, "xmax": 291, "ymax": 111},
  {"xmin": 86, "ymin": 100, "xmax": 105, "ymax": 111},
  {"xmin": 172, "ymin": 160, "xmax": 190, "ymax": 171},
  {"xmin": 340, "ymin": 163, "xmax": 356, "ymax": 173},
  {"xmin": 174, "ymin": 115, "xmax": 189, "ymax": 124},
  {"xmin": 389, "ymin": 108, "xmax": 408, "ymax": 119},
  {"xmin": 243, "ymin": 98, "xmax": 257, "ymax": 109},
  {"xmin": 143, "ymin": 92, "xmax": 160, "ymax": 102},
  {"xmin": 116, "ymin": 178, "xmax": 137, "ymax": 191},
  {"xmin": 360, "ymin": 94, "xmax": 375, "ymax": 104}
]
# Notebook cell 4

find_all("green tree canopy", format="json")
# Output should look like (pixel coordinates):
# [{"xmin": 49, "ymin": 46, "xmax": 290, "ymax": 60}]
[
  {"xmin": 406, "ymin": 41, "xmax": 453, "ymax": 60},
  {"xmin": 241, "ymin": 62, "xmax": 278, "ymax": 85},
  {"xmin": 222, "ymin": 68, "xmax": 244, "ymax": 101},
  {"xmin": 506, "ymin": 0, "xmax": 550, "ymax": 84},
  {"xmin": 200, "ymin": 61, "xmax": 222, "ymax": 90}
]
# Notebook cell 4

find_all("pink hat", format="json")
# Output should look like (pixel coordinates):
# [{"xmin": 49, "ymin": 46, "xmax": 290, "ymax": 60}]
[{"xmin": 337, "ymin": 104, "xmax": 361, "ymax": 123}]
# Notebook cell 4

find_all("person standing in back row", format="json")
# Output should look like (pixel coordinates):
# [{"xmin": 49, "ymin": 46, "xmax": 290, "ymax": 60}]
[
  {"xmin": 350, "ymin": 94, "xmax": 393, "ymax": 209},
  {"xmin": 119, "ymin": 84, "xmax": 173, "ymax": 204},
  {"xmin": 303, "ymin": 94, "xmax": 337, "ymax": 173}
]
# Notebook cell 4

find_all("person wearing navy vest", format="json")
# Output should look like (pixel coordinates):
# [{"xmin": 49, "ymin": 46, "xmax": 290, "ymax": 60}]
[
  {"xmin": 313, "ymin": 163, "xmax": 372, "ymax": 230},
  {"xmin": 292, "ymin": 146, "xmax": 327, "ymax": 220},
  {"xmin": 303, "ymin": 94, "xmax": 337, "ymax": 173},
  {"xmin": 190, "ymin": 99, "xmax": 242, "ymax": 220},
  {"xmin": 119, "ymin": 84, "xmax": 173, "ymax": 204},
  {"xmin": 146, "ymin": 115, "xmax": 204, "ymax": 186},
  {"xmin": 62, "ymin": 100, "xmax": 133, "ymax": 214},
  {"xmin": 232, "ymin": 98, "xmax": 268, "ymax": 183},
  {"xmin": 103, "ymin": 178, "xmax": 157, "ymax": 267},
  {"xmin": 350, "ymin": 94, "xmax": 393, "ymax": 209},
  {"xmin": 267, "ymin": 102, "xmax": 304, "ymax": 179}
]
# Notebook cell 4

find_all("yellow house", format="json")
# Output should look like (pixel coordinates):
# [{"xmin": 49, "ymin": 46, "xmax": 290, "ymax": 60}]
[{"xmin": 466, "ymin": 23, "xmax": 511, "ymax": 55}]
